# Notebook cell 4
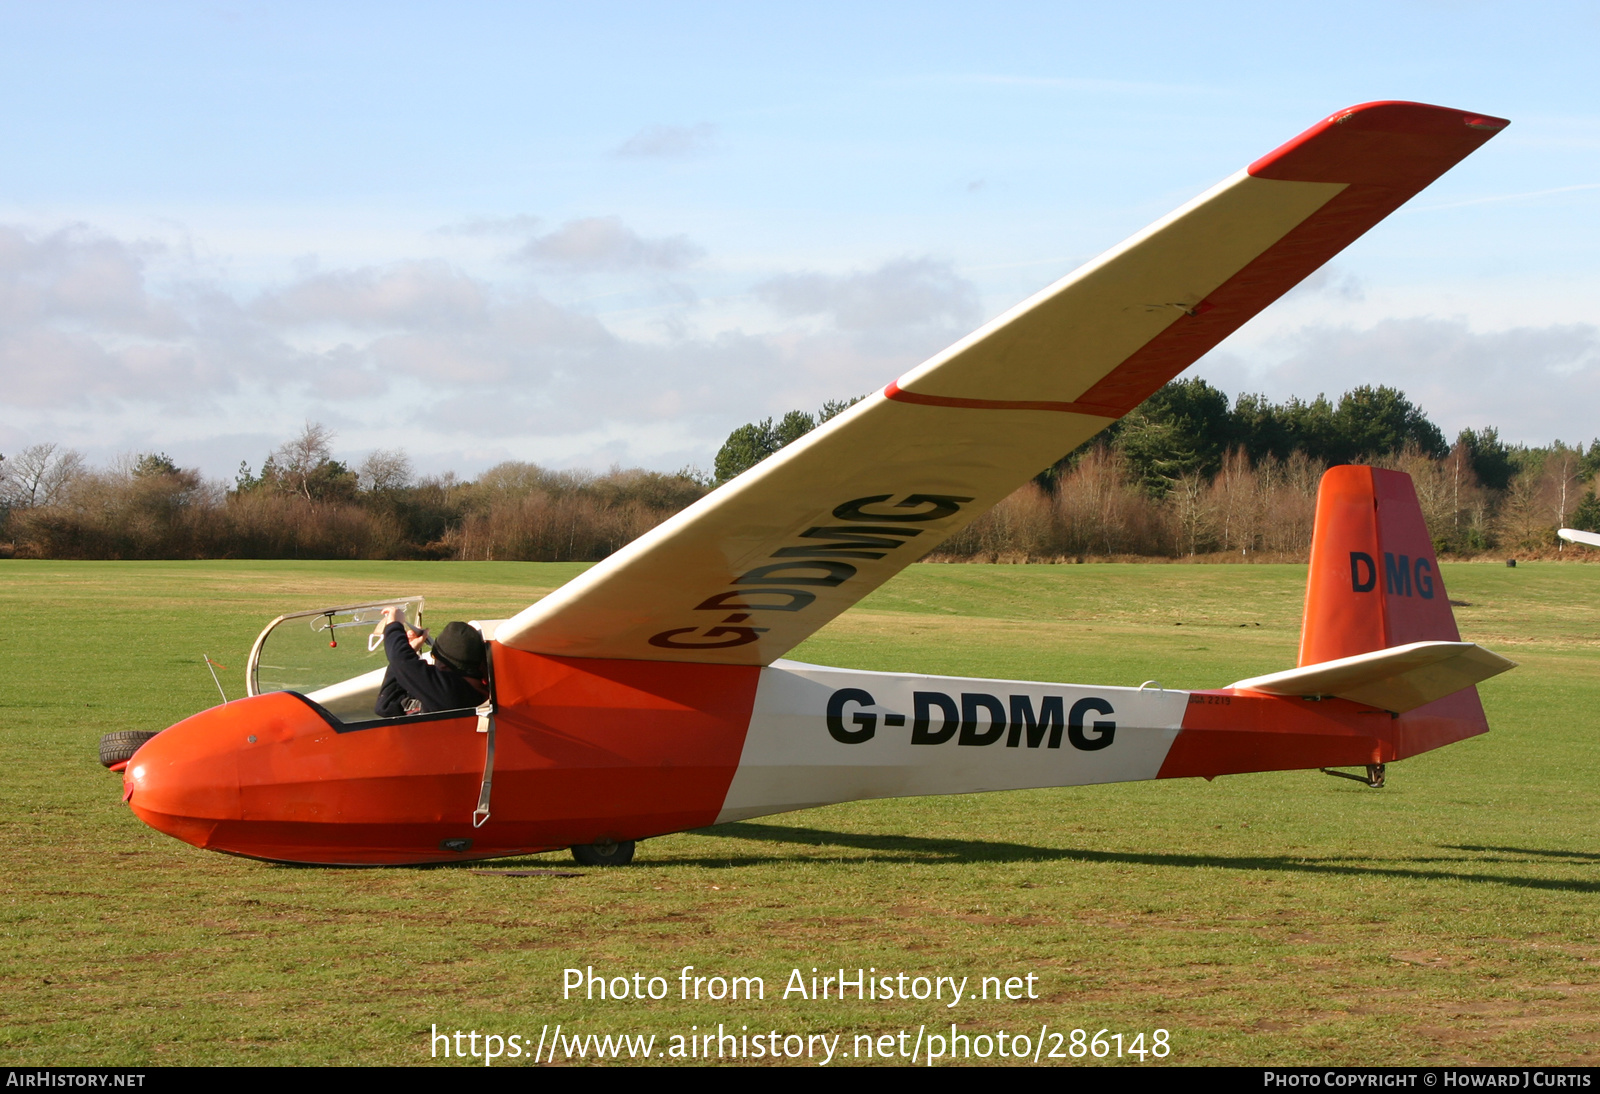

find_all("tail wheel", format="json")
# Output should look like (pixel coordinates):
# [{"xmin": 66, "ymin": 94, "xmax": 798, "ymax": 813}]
[
  {"xmin": 99, "ymin": 731, "xmax": 160, "ymax": 769},
  {"xmin": 1319, "ymin": 764, "xmax": 1387, "ymax": 789},
  {"xmin": 570, "ymin": 839, "xmax": 636, "ymax": 866}
]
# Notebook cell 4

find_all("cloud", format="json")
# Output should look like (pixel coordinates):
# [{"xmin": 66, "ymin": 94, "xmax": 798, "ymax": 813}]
[
  {"xmin": 21, "ymin": 215, "xmax": 1593, "ymax": 481},
  {"xmin": 0, "ymin": 225, "xmax": 252, "ymax": 409},
  {"xmin": 1281, "ymin": 263, "xmax": 1364, "ymax": 303},
  {"xmin": 253, "ymin": 260, "xmax": 491, "ymax": 330},
  {"xmin": 1416, "ymin": 183, "xmax": 1600, "ymax": 212},
  {"xmin": 0, "ymin": 219, "xmax": 810, "ymax": 442},
  {"xmin": 416, "ymin": 328, "xmax": 785, "ymax": 439},
  {"xmin": 737, "ymin": 257, "xmax": 989, "ymax": 410},
  {"xmin": 512, "ymin": 216, "xmax": 704, "ymax": 273},
  {"xmin": 0, "ymin": 224, "xmax": 186, "ymax": 338},
  {"xmin": 612, "ymin": 123, "xmax": 717, "ymax": 159},
  {"xmin": 1199, "ymin": 317, "xmax": 1600, "ymax": 444},
  {"xmin": 950, "ymin": 74, "xmax": 1215, "ymax": 96},
  {"xmin": 0, "ymin": 220, "xmax": 987, "ymax": 474},
  {"xmin": 436, "ymin": 214, "xmax": 544, "ymax": 237},
  {"xmin": 756, "ymin": 257, "xmax": 982, "ymax": 336}
]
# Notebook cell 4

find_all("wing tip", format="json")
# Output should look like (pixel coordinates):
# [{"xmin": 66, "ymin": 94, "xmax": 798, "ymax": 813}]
[{"xmin": 1248, "ymin": 100, "xmax": 1509, "ymax": 188}]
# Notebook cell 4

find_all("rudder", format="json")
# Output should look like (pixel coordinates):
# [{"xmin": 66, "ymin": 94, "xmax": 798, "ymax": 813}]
[{"xmin": 1299, "ymin": 465, "xmax": 1461, "ymax": 667}]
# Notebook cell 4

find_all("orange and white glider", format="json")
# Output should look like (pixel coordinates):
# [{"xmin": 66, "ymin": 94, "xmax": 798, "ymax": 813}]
[{"xmin": 110, "ymin": 102, "xmax": 1516, "ymax": 865}]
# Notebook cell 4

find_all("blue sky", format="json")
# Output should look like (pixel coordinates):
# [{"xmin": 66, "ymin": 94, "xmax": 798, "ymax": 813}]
[{"xmin": 1, "ymin": 1, "xmax": 1596, "ymax": 479}]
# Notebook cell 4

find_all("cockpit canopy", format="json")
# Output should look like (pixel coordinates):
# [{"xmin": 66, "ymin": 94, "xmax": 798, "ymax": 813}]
[{"xmin": 247, "ymin": 597, "xmax": 426, "ymax": 720}]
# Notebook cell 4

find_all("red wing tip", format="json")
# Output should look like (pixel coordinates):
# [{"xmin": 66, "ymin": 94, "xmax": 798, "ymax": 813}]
[
  {"xmin": 1321, "ymin": 100, "xmax": 1510, "ymax": 131},
  {"xmin": 1250, "ymin": 101, "xmax": 1508, "ymax": 186}
]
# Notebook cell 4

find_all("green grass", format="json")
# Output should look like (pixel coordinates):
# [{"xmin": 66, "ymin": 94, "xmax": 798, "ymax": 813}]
[{"xmin": 2, "ymin": 560, "xmax": 1598, "ymax": 1066}]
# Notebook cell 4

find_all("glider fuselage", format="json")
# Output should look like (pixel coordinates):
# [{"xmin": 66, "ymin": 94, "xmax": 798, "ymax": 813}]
[{"xmin": 123, "ymin": 650, "xmax": 1485, "ymax": 866}]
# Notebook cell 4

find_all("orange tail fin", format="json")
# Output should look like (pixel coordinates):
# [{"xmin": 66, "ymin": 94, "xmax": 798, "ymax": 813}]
[
  {"xmin": 1299, "ymin": 465, "xmax": 1461, "ymax": 667},
  {"xmin": 1298, "ymin": 465, "xmax": 1489, "ymax": 758}
]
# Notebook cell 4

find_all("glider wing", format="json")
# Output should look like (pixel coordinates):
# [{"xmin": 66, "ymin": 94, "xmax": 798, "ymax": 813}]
[{"xmin": 496, "ymin": 101, "xmax": 1508, "ymax": 664}]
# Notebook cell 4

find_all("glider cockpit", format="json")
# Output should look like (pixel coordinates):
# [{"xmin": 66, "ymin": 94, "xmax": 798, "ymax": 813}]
[{"xmin": 245, "ymin": 596, "xmax": 503, "ymax": 726}]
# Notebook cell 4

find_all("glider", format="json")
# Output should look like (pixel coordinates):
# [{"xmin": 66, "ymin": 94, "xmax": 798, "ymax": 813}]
[
  {"xmin": 108, "ymin": 101, "xmax": 1515, "ymax": 866},
  {"xmin": 1559, "ymin": 528, "xmax": 1600, "ymax": 549}
]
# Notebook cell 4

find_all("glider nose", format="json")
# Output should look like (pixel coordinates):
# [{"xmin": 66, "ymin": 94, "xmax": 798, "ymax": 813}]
[{"xmin": 124, "ymin": 703, "xmax": 243, "ymax": 851}]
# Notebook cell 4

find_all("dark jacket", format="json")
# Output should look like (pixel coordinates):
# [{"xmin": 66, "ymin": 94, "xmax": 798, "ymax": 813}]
[{"xmin": 374, "ymin": 622, "xmax": 487, "ymax": 717}]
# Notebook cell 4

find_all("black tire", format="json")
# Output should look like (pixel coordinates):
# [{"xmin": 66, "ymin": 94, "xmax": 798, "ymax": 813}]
[
  {"xmin": 99, "ymin": 730, "xmax": 160, "ymax": 768},
  {"xmin": 570, "ymin": 839, "xmax": 636, "ymax": 866}
]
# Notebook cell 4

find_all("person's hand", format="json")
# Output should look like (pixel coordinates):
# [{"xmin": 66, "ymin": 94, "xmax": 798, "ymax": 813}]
[{"xmin": 377, "ymin": 605, "xmax": 425, "ymax": 649}]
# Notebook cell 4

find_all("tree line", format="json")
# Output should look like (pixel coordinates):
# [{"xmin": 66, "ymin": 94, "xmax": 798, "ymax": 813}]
[
  {"xmin": 711, "ymin": 381, "xmax": 1600, "ymax": 561},
  {"xmin": 0, "ymin": 425, "xmax": 708, "ymax": 561},
  {"xmin": 4, "ymin": 381, "xmax": 1598, "ymax": 562}
]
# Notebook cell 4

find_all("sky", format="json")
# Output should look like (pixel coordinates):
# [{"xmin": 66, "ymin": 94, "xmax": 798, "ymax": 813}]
[{"xmin": 0, "ymin": 1, "xmax": 1596, "ymax": 481}]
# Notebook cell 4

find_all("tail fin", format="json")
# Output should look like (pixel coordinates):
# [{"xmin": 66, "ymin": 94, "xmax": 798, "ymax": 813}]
[
  {"xmin": 1299, "ymin": 465, "xmax": 1460, "ymax": 667},
  {"xmin": 1194, "ymin": 464, "xmax": 1508, "ymax": 776},
  {"xmin": 1291, "ymin": 464, "xmax": 1504, "ymax": 757}
]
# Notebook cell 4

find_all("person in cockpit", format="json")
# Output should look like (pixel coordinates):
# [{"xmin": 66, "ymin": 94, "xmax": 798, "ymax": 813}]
[{"xmin": 373, "ymin": 605, "xmax": 488, "ymax": 717}]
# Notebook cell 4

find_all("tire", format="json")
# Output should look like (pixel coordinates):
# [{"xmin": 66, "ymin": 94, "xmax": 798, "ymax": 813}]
[
  {"xmin": 570, "ymin": 839, "xmax": 636, "ymax": 866},
  {"xmin": 99, "ymin": 730, "xmax": 160, "ymax": 768}
]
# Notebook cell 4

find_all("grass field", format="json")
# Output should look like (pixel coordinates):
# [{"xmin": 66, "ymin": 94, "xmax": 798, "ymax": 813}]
[{"xmin": 2, "ymin": 559, "xmax": 1598, "ymax": 1067}]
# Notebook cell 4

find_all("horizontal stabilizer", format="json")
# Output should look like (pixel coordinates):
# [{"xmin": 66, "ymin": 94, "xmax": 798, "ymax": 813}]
[
  {"xmin": 1230, "ymin": 641, "xmax": 1515, "ymax": 713},
  {"xmin": 1559, "ymin": 528, "xmax": 1600, "ymax": 549}
]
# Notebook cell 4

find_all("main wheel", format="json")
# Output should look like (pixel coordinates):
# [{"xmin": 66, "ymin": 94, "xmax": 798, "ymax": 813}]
[
  {"xmin": 570, "ymin": 839, "xmax": 636, "ymax": 866},
  {"xmin": 99, "ymin": 730, "xmax": 160, "ymax": 768}
]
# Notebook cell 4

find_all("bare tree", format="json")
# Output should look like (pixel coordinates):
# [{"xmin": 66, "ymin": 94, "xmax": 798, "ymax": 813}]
[
  {"xmin": 359, "ymin": 449, "xmax": 415, "ymax": 493},
  {"xmin": 1543, "ymin": 444, "xmax": 1582, "ymax": 531},
  {"xmin": 1170, "ymin": 472, "xmax": 1212, "ymax": 557},
  {"xmin": 1051, "ymin": 446, "xmax": 1165, "ymax": 557},
  {"xmin": 1249, "ymin": 451, "xmax": 1322, "ymax": 556},
  {"xmin": 0, "ymin": 444, "xmax": 86, "ymax": 509},
  {"xmin": 272, "ymin": 423, "xmax": 336, "ymax": 502},
  {"xmin": 1498, "ymin": 456, "xmax": 1550, "ymax": 549},
  {"xmin": 1207, "ymin": 447, "xmax": 1257, "ymax": 554}
]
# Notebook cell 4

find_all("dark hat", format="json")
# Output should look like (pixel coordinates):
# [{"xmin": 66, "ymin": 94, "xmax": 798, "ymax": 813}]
[{"xmin": 432, "ymin": 621, "xmax": 486, "ymax": 675}]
